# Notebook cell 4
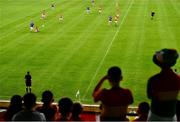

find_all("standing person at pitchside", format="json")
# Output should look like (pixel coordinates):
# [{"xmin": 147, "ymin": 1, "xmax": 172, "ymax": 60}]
[{"xmin": 25, "ymin": 71, "xmax": 32, "ymax": 93}]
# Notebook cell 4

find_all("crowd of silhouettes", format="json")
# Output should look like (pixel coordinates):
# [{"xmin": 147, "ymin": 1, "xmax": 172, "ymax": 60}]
[
  {"xmin": 12, "ymin": 93, "xmax": 46, "ymax": 121},
  {"xmin": 0, "ymin": 48, "xmax": 180, "ymax": 121}
]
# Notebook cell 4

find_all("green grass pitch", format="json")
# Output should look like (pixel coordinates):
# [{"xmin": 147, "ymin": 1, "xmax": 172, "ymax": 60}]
[{"xmin": 0, "ymin": 0, "xmax": 180, "ymax": 105}]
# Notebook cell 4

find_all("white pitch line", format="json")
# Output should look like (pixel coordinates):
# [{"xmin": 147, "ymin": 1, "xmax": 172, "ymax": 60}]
[{"xmin": 82, "ymin": 0, "xmax": 134, "ymax": 100}]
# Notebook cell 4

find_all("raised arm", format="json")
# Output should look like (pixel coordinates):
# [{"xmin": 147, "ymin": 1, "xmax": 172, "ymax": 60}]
[{"xmin": 92, "ymin": 75, "xmax": 108, "ymax": 102}]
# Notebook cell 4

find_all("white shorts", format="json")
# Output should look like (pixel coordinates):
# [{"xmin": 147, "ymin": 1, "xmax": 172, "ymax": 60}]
[
  {"xmin": 30, "ymin": 27, "xmax": 33, "ymax": 31},
  {"xmin": 87, "ymin": 10, "xmax": 90, "ymax": 14},
  {"xmin": 59, "ymin": 17, "xmax": 63, "ymax": 21}
]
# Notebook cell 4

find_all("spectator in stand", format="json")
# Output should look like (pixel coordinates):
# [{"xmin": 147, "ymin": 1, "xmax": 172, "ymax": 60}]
[
  {"xmin": 12, "ymin": 93, "xmax": 46, "ymax": 121},
  {"xmin": 147, "ymin": 48, "xmax": 180, "ymax": 121},
  {"xmin": 57, "ymin": 97, "xmax": 73, "ymax": 121},
  {"xmin": 134, "ymin": 102, "xmax": 150, "ymax": 121},
  {"xmin": 71, "ymin": 102, "xmax": 83, "ymax": 121},
  {"xmin": 4, "ymin": 95, "xmax": 23, "ymax": 121},
  {"xmin": 36, "ymin": 90, "xmax": 58, "ymax": 121},
  {"xmin": 92, "ymin": 66, "xmax": 133, "ymax": 121}
]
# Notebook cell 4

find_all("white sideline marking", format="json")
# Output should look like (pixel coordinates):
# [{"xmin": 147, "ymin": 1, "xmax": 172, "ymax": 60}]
[{"xmin": 82, "ymin": 0, "xmax": 134, "ymax": 100}]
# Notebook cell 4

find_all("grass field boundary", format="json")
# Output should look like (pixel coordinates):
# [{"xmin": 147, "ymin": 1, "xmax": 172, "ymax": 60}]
[{"xmin": 82, "ymin": 0, "xmax": 134, "ymax": 100}]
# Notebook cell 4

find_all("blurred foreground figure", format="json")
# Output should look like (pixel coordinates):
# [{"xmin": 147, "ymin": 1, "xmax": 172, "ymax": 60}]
[{"xmin": 147, "ymin": 48, "xmax": 180, "ymax": 121}]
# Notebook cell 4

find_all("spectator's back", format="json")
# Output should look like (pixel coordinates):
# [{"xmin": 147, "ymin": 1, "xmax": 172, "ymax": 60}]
[
  {"xmin": 36, "ymin": 90, "xmax": 58, "ymax": 120},
  {"xmin": 147, "ymin": 49, "xmax": 180, "ymax": 121},
  {"xmin": 93, "ymin": 66, "xmax": 133, "ymax": 121}
]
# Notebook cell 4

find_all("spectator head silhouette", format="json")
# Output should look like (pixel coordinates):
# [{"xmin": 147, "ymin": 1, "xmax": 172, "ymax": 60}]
[
  {"xmin": 23, "ymin": 93, "xmax": 36, "ymax": 110},
  {"xmin": 4, "ymin": 95, "xmax": 23, "ymax": 121},
  {"xmin": 58, "ymin": 97, "xmax": 73, "ymax": 119},
  {"xmin": 41, "ymin": 90, "xmax": 54, "ymax": 104},
  {"xmin": 10, "ymin": 95, "xmax": 22, "ymax": 107},
  {"xmin": 153, "ymin": 49, "xmax": 179, "ymax": 68},
  {"xmin": 137, "ymin": 102, "xmax": 150, "ymax": 115},
  {"xmin": 107, "ymin": 66, "xmax": 122, "ymax": 86},
  {"xmin": 72, "ymin": 102, "xmax": 83, "ymax": 118}
]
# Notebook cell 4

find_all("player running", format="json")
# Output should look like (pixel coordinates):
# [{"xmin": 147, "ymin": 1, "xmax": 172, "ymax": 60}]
[
  {"xmin": 151, "ymin": 11, "xmax": 155, "ymax": 20},
  {"xmin": 91, "ymin": 0, "xmax": 95, "ymax": 6},
  {"xmin": 98, "ymin": 7, "xmax": 102, "ymax": 14},
  {"xmin": 51, "ymin": 3, "xmax": 55, "ymax": 9},
  {"xmin": 25, "ymin": 71, "xmax": 32, "ymax": 93},
  {"xmin": 59, "ymin": 14, "xmax": 64, "ymax": 21},
  {"xmin": 114, "ymin": 14, "xmax": 119, "ymax": 26},
  {"xmin": 86, "ymin": 7, "xmax": 90, "ymax": 14},
  {"xmin": 108, "ymin": 16, "xmax": 113, "ymax": 25},
  {"xmin": 41, "ymin": 10, "xmax": 46, "ymax": 19},
  {"xmin": 34, "ymin": 26, "xmax": 39, "ymax": 33},
  {"xmin": 116, "ymin": 14, "xmax": 120, "ymax": 19},
  {"xmin": 30, "ymin": 21, "xmax": 34, "ymax": 32}
]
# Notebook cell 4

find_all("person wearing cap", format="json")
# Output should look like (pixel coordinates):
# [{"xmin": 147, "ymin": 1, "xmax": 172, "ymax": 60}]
[{"xmin": 147, "ymin": 49, "xmax": 180, "ymax": 121}]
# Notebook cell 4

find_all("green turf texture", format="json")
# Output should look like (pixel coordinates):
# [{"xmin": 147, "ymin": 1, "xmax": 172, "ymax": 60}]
[{"xmin": 0, "ymin": 0, "xmax": 180, "ymax": 105}]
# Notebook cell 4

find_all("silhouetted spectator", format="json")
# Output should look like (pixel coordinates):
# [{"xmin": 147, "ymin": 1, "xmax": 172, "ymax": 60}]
[
  {"xmin": 12, "ymin": 93, "xmax": 46, "ymax": 121},
  {"xmin": 25, "ymin": 71, "xmax": 32, "ymax": 93},
  {"xmin": 36, "ymin": 90, "xmax": 58, "ymax": 121},
  {"xmin": 57, "ymin": 97, "xmax": 73, "ymax": 121},
  {"xmin": 92, "ymin": 66, "xmax": 133, "ymax": 121},
  {"xmin": 71, "ymin": 102, "xmax": 83, "ymax": 121},
  {"xmin": 4, "ymin": 95, "xmax": 23, "ymax": 121},
  {"xmin": 134, "ymin": 102, "xmax": 150, "ymax": 121},
  {"xmin": 147, "ymin": 49, "xmax": 180, "ymax": 121}
]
